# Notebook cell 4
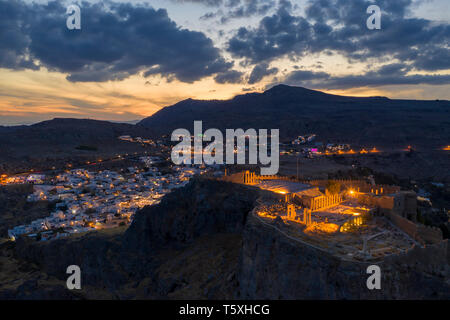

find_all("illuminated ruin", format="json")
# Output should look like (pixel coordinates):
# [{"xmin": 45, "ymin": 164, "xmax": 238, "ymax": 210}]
[{"xmin": 222, "ymin": 170, "xmax": 444, "ymax": 261}]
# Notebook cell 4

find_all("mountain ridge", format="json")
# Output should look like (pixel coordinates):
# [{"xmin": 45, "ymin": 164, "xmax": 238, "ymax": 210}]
[
  {"xmin": 138, "ymin": 84, "xmax": 449, "ymax": 149},
  {"xmin": 0, "ymin": 118, "xmax": 156, "ymax": 169},
  {"xmin": 1, "ymin": 85, "xmax": 449, "ymax": 154}
]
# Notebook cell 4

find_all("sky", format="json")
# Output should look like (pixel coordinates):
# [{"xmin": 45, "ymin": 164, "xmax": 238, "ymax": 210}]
[{"xmin": 0, "ymin": 0, "xmax": 449, "ymax": 125}]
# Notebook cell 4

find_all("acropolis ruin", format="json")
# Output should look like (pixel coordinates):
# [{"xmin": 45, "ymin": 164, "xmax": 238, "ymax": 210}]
[{"xmin": 221, "ymin": 170, "xmax": 444, "ymax": 261}]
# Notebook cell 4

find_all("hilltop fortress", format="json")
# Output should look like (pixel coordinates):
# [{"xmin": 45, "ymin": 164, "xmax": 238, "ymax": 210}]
[
  {"xmin": 222, "ymin": 170, "xmax": 443, "ymax": 251},
  {"xmin": 6, "ymin": 177, "xmax": 449, "ymax": 299}
]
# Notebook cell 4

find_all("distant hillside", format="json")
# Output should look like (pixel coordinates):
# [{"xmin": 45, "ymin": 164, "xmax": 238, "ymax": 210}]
[
  {"xmin": 139, "ymin": 85, "xmax": 450, "ymax": 149},
  {"xmin": 1, "ymin": 85, "xmax": 449, "ymax": 166},
  {"xmin": 0, "ymin": 118, "xmax": 155, "ymax": 162}
]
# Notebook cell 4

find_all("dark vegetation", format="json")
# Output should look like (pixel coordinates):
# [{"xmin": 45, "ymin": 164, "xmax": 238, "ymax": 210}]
[
  {"xmin": 325, "ymin": 180, "xmax": 341, "ymax": 194},
  {"xmin": 75, "ymin": 145, "xmax": 98, "ymax": 151},
  {"xmin": 0, "ymin": 184, "xmax": 53, "ymax": 237}
]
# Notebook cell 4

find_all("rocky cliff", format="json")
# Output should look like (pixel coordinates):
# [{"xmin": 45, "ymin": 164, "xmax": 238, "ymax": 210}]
[
  {"xmin": 5, "ymin": 178, "xmax": 450, "ymax": 299},
  {"xmin": 239, "ymin": 213, "xmax": 450, "ymax": 299},
  {"xmin": 122, "ymin": 178, "xmax": 259, "ymax": 253},
  {"xmin": 8, "ymin": 178, "xmax": 260, "ymax": 299}
]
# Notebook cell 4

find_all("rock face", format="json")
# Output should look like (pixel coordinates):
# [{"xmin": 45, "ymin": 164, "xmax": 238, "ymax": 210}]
[
  {"xmin": 10, "ymin": 178, "xmax": 260, "ymax": 298},
  {"xmin": 8, "ymin": 178, "xmax": 450, "ymax": 299},
  {"xmin": 118, "ymin": 178, "xmax": 261, "ymax": 289},
  {"xmin": 239, "ymin": 214, "xmax": 450, "ymax": 299},
  {"xmin": 0, "ymin": 280, "xmax": 81, "ymax": 300},
  {"xmin": 14, "ymin": 228, "xmax": 127, "ymax": 291},
  {"xmin": 122, "ymin": 178, "xmax": 260, "ymax": 253}
]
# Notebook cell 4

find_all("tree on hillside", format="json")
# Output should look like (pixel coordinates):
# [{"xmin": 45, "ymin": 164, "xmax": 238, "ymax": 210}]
[{"xmin": 326, "ymin": 180, "xmax": 341, "ymax": 195}]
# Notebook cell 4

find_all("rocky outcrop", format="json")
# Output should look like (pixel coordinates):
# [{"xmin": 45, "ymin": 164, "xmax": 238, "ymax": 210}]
[
  {"xmin": 10, "ymin": 178, "xmax": 260, "ymax": 298},
  {"xmin": 238, "ymin": 213, "xmax": 450, "ymax": 299},
  {"xmin": 0, "ymin": 280, "xmax": 81, "ymax": 300},
  {"xmin": 122, "ymin": 178, "xmax": 260, "ymax": 253},
  {"xmin": 8, "ymin": 178, "xmax": 450, "ymax": 299},
  {"xmin": 14, "ymin": 229, "xmax": 128, "ymax": 291}
]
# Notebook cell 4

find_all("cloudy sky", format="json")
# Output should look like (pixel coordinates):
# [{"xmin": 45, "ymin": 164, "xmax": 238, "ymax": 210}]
[{"xmin": 0, "ymin": 0, "xmax": 449, "ymax": 125}]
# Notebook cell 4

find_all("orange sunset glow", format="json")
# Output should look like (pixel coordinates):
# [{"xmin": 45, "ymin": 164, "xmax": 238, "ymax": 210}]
[{"xmin": 0, "ymin": 0, "xmax": 449, "ymax": 125}]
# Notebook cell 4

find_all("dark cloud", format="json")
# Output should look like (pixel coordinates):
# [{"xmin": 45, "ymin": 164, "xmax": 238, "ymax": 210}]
[
  {"xmin": 282, "ymin": 63, "xmax": 450, "ymax": 89},
  {"xmin": 285, "ymin": 70, "xmax": 330, "ymax": 82},
  {"xmin": 411, "ymin": 46, "xmax": 450, "ymax": 71},
  {"xmin": 248, "ymin": 62, "xmax": 278, "ymax": 84},
  {"xmin": 199, "ymin": 0, "xmax": 275, "ymax": 23},
  {"xmin": 375, "ymin": 63, "xmax": 412, "ymax": 76},
  {"xmin": 2, "ymin": 0, "xmax": 448, "ymax": 89},
  {"xmin": 0, "ymin": 0, "xmax": 39, "ymax": 70},
  {"xmin": 221, "ymin": 0, "xmax": 275, "ymax": 23},
  {"xmin": 200, "ymin": 11, "xmax": 220, "ymax": 20},
  {"xmin": 214, "ymin": 69, "xmax": 244, "ymax": 83},
  {"xmin": 0, "ymin": 0, "xmax": 232, "ymax": 83},
  {"xmin": 227, "ymin": 1, "xmax": 313, "ymax": 62},
  {"xmin": 171, "ymin": 0, "xmax": 224, "ymax": 6},
  {"xmin": 322, "ymin": 74, "xmax": 450, "ymax": 89},
  {"xmin": 227, "ymin": 0, "xmax": 450, "ymax": 73}
]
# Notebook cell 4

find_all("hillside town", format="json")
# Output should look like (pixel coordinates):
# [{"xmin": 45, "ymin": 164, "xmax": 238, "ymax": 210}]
[{"xmin": 7, "ymin": 157, "xmax": 210, "ymax": 242}]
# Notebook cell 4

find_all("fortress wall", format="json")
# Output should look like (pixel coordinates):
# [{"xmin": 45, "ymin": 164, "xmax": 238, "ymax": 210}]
[
  {"xmin": 222, "ymin": 171, "xmax": 298, "ymax": 184},
  {"xmin": 404, "ymin": 192, "xmax": 418, "ymax": 221},
  {"xmin": 385, "ymin": 210, "xmax": 442, "ymax": 244},
  {"xmin": 300, "ymin": 179, "xmax": 400, "ymax": 194},
  {"xmin": 377, "ymin": 196, "xmax": 396, "ymax": 211},
  {"xmin": 393, "ymin": 193, "xmax": 406, "ymax": 215},
  {"xmin": 385, "ymin": 211, "xmax": 418, "ymax": 240},
  {"xmin": 223, "ymin": 173, "xmax": 402, "ymax": 197},
  {"xmin": 384, "ymin": 239, "xmax": 448, "ymax": 266},
  {"xmin": 356, "ymin": 194, "xmax": 396, "ymax": 212},
  {"xmin": 357, "ymin": 192, "xmax": 416, "ymax": 216},
  {"xmin": 221, "ymin": 171, "xmax": 246, "ymax": 184},
  {"xmin": 255, "ymin": 174, "xmax": 296, "ymax": 182},
  {"xmin": 417, "ymin": 224, "xmax": 443, "ymax": 245},
  {"xmin": 359, "ymin": 192, "xmax": 439, "ymax": 244}
]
